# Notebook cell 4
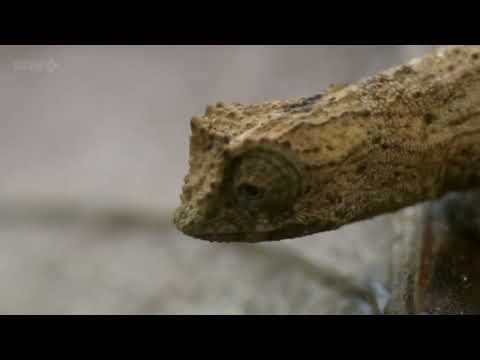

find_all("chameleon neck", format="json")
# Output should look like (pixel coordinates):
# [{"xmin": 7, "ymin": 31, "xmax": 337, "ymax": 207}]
[
  {"xmin": 296, "ymin": 45, "xmax": 480, "ymax": 230},
  {"xmin": 358, "ymin": 45, "xmax": 480, "ymax": 200}
]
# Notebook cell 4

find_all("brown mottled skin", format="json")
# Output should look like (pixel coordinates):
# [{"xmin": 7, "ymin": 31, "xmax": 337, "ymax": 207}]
[{"xmin": 174, "ymin": 45, "xmax": 480, "ymax": 243}]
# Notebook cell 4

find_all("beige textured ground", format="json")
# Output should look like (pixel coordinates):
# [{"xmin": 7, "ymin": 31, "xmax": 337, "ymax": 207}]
[{"xmin": 0, "ymin": 45, "xmax": 440, "ymax": 314}]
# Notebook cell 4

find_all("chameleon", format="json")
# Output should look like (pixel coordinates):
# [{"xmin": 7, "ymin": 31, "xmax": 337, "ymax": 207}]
[{"xmin": 174, "ymin": 45, "xmax": 480, "ymax": 243}]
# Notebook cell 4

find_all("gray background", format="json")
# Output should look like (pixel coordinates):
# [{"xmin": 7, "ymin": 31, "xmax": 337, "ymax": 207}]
[{"xmin": 0, "ymin": 45, "xmax": 440, "ymax": 314}]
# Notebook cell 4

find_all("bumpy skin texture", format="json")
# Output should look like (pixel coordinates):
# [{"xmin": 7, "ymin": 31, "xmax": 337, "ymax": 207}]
[{"xmin": 174, "ymin": 45, "xmax": 480, "ymax": 243}]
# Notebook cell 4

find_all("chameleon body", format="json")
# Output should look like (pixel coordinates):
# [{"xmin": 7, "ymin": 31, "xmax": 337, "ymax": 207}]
[{"xmin": 174, "ymin": 45, "xmax": 480, "ymax": 243}]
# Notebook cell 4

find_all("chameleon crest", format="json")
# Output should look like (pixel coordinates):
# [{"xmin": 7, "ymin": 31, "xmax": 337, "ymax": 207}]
[{"xmin": 175, "ymin": 46, "xmax": 480, "ymax": 242}]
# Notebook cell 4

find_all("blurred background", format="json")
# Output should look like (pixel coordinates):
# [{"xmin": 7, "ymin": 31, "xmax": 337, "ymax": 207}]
[{"xmin": 0, "ymin": 45, "xmax": 441, "ymax": 314}]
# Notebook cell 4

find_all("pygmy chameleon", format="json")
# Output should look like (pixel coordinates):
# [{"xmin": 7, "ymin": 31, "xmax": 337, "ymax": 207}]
[{"xmin": 174, "ymin": 45, "xmax": 480, "ymax": 243}]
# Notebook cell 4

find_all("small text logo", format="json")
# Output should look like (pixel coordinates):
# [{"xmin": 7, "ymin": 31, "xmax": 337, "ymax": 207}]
[{"xmin": 12, "ymin": 58, "xmax": 59, "ymax": 73}]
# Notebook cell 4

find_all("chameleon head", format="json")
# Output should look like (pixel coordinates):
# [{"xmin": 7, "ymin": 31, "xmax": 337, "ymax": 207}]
[
  {"xmin": 174, "ymin": 140, "xmax": 307, "ymax": 242},
  {"xmin": 173, "ymin": 97, "xmax": 375, "ymax": 242},
  {"xmin": 173, "ymin": 101, "xmax": 329, "ymax": 242}
]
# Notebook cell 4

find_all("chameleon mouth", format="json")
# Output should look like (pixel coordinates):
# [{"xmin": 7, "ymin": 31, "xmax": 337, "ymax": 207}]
[
  {"xmin": 173, "ymin": 207, "xmax": 253, "ymax": 242},
  {"xmin": 187, "ymin": 232, "xmax": 270, "ymax": 243},
  {"xmin": 190, "ymin": 224, "xmax": 327, "ymax": 242},
  {"xmin": 174, "ymin": 204, "xmax": 325, "ymax": 243}
]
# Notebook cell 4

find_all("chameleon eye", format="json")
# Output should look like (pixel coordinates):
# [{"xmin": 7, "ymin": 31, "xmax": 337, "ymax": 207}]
[
  {"xmin": 232, "ymin": 149, "xmax": 303, "ymax": 214},
  {"xmin": 236, "ymin": 183, "xmax": 264, "ymax": 201}
]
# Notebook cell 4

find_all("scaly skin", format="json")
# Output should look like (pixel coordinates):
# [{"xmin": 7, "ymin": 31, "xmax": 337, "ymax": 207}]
[{"xmin": 174, "ymin": 45, "xmax": 480, "ymax": 243}]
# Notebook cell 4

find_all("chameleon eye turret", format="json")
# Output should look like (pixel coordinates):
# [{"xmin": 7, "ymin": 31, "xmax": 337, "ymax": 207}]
[{"xmin": 232, "ymin": 149, "xmax": 303, "ymax": 215}]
